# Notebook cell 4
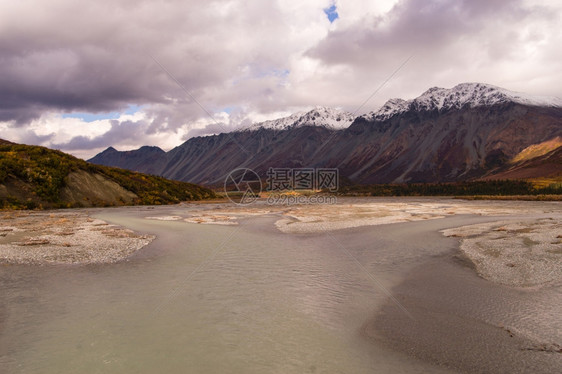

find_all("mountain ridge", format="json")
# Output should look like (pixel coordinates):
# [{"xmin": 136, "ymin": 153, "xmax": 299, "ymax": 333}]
[
  {"xmin": 364, "ymin": 82, "xmax": 562, "ymax": 122},
  {"xmin": 89, "ymin": 83, "xmax": 562, "ymax": 186},
  {"xmin": 243, "ymin": 106, "xmax": 355, "ymax": 132}
]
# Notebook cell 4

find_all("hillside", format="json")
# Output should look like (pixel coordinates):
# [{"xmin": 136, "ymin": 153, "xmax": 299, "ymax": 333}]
[
  {"xmin": 480, "ymin": 142, "xmax": 562, "ymax": 186},
  {"xmin": 0, "ymin": 140, "xmax": 215, "ymax": 209}
]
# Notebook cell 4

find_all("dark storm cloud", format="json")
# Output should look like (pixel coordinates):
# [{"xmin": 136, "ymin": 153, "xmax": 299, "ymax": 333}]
[
  {"xmin": 0, "ymin": 37, "xmax": 184, "ymax": 125},
  {"xmin": 0, "ymin": 0, "xmax": 298, "ymax": 127}
]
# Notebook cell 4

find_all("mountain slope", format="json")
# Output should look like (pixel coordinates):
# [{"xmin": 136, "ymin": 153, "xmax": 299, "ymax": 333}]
[
  {"xmin": 90, "ymin": 83, "xmax": 562, "ymax": 185},
  {"xmin": 332, "ymin": 103, "xmax": 561, "ymax": 183},
  {"xmin": 480, "ymin": 143, "xmax": 562, "ymax": 181},
  {"xmin": 0, "ymin": 140, "xmax": 215, "ymax": 209},
  {"xmin": 89, "ymin": 145, "xmax": 167, "ymax": 175},
  {"xmin": 510, "ymin": 136, "xmax": 562, "ymax": 163}
]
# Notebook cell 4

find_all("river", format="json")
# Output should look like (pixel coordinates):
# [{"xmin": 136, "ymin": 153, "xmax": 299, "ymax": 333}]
[{"xmin": 1, "ymin": 200, "xmax": 560, "ymax": 373}]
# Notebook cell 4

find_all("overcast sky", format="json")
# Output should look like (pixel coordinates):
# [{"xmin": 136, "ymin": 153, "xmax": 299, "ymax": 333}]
[{"xmin": 1, "ymin": 0, "xmax": 561, "ymax": 158}]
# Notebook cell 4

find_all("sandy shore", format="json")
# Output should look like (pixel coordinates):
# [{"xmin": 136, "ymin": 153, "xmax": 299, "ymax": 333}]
[
  {"xmin": 0, "ymin": 210, "xmax": 154, "ymax": 264},
  {"xmin": 442, "ymin": 218, "xmax": 562, "ymax": 287},
  {"xmin": 270, "ymin": 200, "xmax": 554, "ymax": 234}
]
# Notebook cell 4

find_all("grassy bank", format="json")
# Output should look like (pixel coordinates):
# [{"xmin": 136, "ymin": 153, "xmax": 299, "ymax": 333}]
[{"xmin": 0, "ymin": 140, "xmax": 216, "ymax": 209}]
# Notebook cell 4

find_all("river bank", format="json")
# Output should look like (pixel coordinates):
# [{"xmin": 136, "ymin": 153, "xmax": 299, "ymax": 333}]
[{"xmin": 0, "ymin": 210, "xmax": 153, "ymax": 264}]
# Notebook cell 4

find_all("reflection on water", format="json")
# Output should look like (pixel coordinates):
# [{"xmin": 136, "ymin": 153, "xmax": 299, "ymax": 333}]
[{"xmin": 0, "ymin": 204, "xmax": 555, "ymax": 373}]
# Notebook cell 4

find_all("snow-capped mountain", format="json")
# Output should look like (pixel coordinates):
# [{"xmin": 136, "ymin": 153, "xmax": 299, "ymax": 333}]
[
  {"xmin": 246, "ymin": 106, "xmax": 355, "ymax": 131},
  {"xmin": 365, "ymin": 83, "xmax": 562, "ymax": 122},
  {"xmin": 90, "ymin": 82, "xmax": 562, "ymax": 185}
]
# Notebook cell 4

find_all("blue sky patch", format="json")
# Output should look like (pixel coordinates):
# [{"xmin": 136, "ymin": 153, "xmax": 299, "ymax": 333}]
[
  {"xmin": 62, "ymin": 104, "xmax": 142, "ymax": 122},
  {"xmin": 324, "ymin": 4, "xmax": 339, "ymax": 23},
  {"xmin": 124, "ymin": 104, "xmax": 142, "ymax": 115}
]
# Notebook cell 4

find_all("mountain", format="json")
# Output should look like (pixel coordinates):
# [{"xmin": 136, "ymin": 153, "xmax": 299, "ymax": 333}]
[
  {"xmin": 364, "ymin": 82, "xmax": 561, "ymax": 122},
  {"xmin": 89, "ymin": 83, "xmax": 562, "ymax": 185},
  {"xmin": 164, "ymin": 125, "xmax": 336, "ymax": 184},
  {"xmin": 90, "ymin": 107, "xmax": 352, "ymax": 184},
  {"xmin": 89, "ymin": 145, "xmax": 167, "ymax": 175},
  {"xmin": 244, "ymin": 106, "xmax": 355, "ymax": 131},
  {"xmin": 331, "ymin": 83, "xmax": 562, "ymax": 183},
  {"xmin": 0, "ymin": 140, "xmax": 215, "ymax": 209}
]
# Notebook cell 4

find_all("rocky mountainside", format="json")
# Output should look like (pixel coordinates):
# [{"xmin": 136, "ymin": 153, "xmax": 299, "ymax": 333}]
[
  {"xmin": 0, "ymin": 140, "xmax": 215, "ymax": 209},
  {"xmin": 89, "ymin": 83, "xmax": 562, "ymax": 185}
]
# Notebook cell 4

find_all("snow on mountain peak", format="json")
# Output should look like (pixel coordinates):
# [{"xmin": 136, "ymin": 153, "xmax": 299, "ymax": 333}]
[
  {"xmin": 369, "ymin": 98, "xmax": 409, "ymax": 122},
  {"xmin": 247, "ymin": 106, "xmax": 355, "ymax": 131},
  {"xmin": 238, "ymin": 83, "xmax": 561, "ymax": 131},
  {"xmin": 364, "ymin": 82, "xmax": 562, "ymax": 121}
]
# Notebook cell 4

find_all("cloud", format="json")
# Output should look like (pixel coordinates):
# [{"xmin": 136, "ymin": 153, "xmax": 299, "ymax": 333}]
[
  {"xmin": 310, "ymin": 0, "xmax": 534, "ymax": 65},
  {"xmin": 51, "ymin": 119, "xmax": 150, "ymax": 151},
  {"xmin": 0, "ymin": 0, "xmax": 560, "ymax": 158},
  {"xmin": 305, "ymin": 0, "xmax": 562, "ymax": 108},
  {"xmin": 17, "ymin": 130, "xmax": 55, "ymax": 146}
]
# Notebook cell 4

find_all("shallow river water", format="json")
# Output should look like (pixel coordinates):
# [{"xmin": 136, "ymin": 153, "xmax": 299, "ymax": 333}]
[{"xmin": 1, "ymin": 201, "xmax": 560, "ymax": 373}]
